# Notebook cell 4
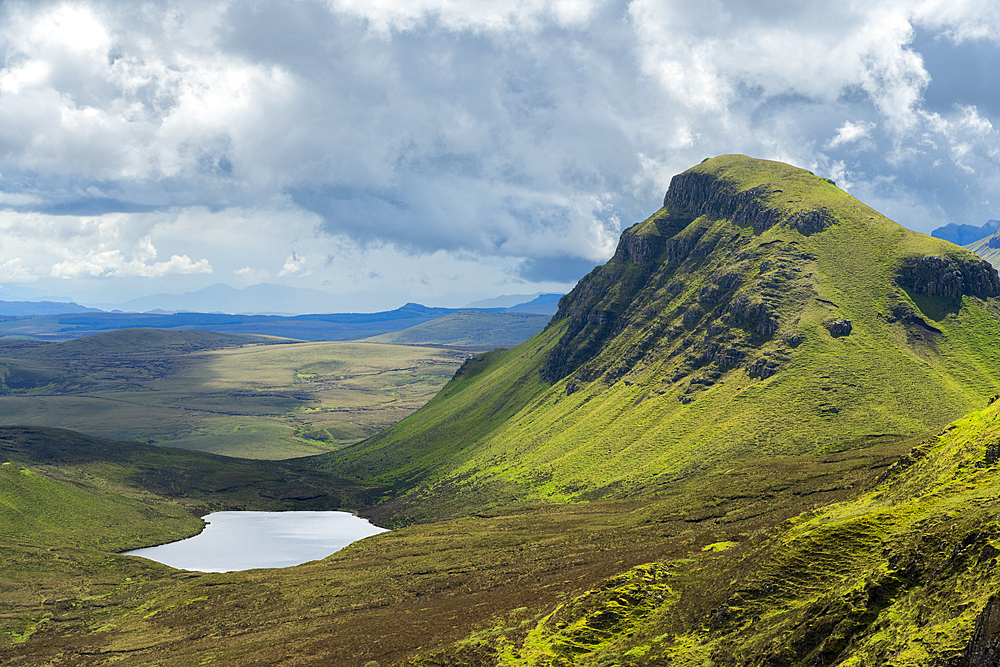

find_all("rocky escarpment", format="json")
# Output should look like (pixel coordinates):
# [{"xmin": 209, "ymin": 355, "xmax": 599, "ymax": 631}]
[
  {"xmin": 664, "ymin": 171, "xmax": 835, "ymax": 235},
  {"xmin": 542, "ymin": 205, "xmax": 818, "ymax": 394},
  {"xmin": 896, "ymin": 255, "xmax": 1000, "ymax": 299},
  {"xmin": 541, "ymin": 164, "xmax": 846, "ymax": 391},
  {"xmin": 541, "ymin": 156, "xmax": 1000, "ymax": 406}
]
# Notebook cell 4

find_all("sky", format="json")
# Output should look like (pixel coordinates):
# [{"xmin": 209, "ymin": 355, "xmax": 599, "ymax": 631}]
[{"xmin": 0, "ymin": 0, "xmax": 999, "ymax": 310}]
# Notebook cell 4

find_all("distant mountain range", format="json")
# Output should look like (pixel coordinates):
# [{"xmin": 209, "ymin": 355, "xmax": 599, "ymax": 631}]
[
  {"xmin": 92, "ymin": 282, "xmax": 409, "ymax": 315},
  {"xmin": 0, "ymin": 293, "xmax": 565, "ymax": 344},
  {"xmin": 0, "ymin": 300, "xmax": 102, "ymax": 317},
  {"xmin": 931, "ymin": 218, "xmax": 1000, "ymax": 245}
]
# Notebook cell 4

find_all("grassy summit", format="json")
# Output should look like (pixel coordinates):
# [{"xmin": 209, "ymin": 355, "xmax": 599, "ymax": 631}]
[{"xmin": 325, "ymin": 154, "xmax": 1000, "ymax": 517}]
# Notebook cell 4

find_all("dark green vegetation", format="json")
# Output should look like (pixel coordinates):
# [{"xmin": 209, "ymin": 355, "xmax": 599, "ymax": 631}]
[
  {"xmin": 5, "ymin": 155, "xmax": 1000, "ymax": 666},
  {"xmin": 0, "ymin": 329, "xmax": 466, "ymax": 458},
  {"xmin": 363, "ymin": 311, "xmax": 550, "ymax": 349}
]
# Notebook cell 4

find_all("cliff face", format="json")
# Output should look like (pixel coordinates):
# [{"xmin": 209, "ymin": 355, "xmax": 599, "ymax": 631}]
[
  {"xmin": 896, "ymin": 255, "xmax": 1000, "ymax": 299},
  {"xmin": 663, "ymin": 170, "xmax": 835, "ymax": 235},
  {"xmin": 542, "ymin": 159, "xmax": 836, "ymax": 390}
]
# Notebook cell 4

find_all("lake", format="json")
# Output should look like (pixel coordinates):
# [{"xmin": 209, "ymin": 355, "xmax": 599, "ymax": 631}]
[{"xmin": 123, "ymin": 511, "xmax": 388, "ymax": 572}]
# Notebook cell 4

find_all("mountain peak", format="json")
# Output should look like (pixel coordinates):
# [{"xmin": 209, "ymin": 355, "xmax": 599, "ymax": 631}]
[
  {"xmin": 542, "ymin": 154, "xmax": 998, "ymax": 394},
  {"xmin": 663, "ymin": 154, "xmax": 838, "ymax": 236}
]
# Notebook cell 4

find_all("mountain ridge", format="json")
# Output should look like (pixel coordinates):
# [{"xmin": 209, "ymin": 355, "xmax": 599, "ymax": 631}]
[{"xmin": 932, "ymin": 218, "xmax": 1000, "ymax": 246}]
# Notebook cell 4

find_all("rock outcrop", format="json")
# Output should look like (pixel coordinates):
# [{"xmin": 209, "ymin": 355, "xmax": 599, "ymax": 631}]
[
  {"xmin": 896, "ymin": 255, "xmax": 1000, "ymax": 299},
  {"xmin": 663, "ymin": 171, "xmax": 834, "ymax": 236}
]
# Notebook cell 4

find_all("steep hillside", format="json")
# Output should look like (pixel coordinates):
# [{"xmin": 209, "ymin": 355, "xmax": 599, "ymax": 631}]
[
  {"xmin": 324, "ymin": 155, "xmax": 1000, "ymax": 516},
  {"xmin": 414, "ymin": 396, "xmax": 1000, "ymax": 666},
  {"xmin": 966, "ymin": 231, "xmax": 1000, "ymax": 270}
]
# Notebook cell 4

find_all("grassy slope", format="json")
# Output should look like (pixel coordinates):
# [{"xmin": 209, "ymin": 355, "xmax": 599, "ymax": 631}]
[
  {"xmin": 0, "ymin": 423, "xmax": 904, "ymax": 665},
  {"xmin": 966, "ymin": 233, "xmax": 1000, "ymax": 269},
  {"xmin": 0, "ymin": 462, "xmax": 200, "ymax": 552},
  {"xmin": 325, "ymin": 155, "xmax": 1000, "ymax": 515},
  {"xmin": 468, "ymin": 399, "xmax": 1000, "ymax": 667},
  {"xmin": 0, "ymin": 426, "xmax": 367, "ymax": 512}
]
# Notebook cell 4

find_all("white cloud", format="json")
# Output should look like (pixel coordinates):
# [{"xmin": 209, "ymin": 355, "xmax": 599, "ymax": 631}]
[
  {"xmin": 49, "ymin": 244, "xmax": 212, "ymax": 279},
  {"xmin": 234, "ymin": 266, "xmax": 271, "ymax": 284},
  {"xmin": 279, "ymin": 252, "xmax": 309, "ymax": 277},
  {"xmin": 826, "ymin": 121, "xmax": 877, "ymax": 149}
]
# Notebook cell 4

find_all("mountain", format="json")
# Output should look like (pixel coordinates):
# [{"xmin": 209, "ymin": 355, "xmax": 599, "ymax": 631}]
[
  {"xmin": 362, "ymin": 311, "xmax": 550, "ymax": 349},
  {"xmin": 99, "ymin": 282, "xmax": 408, "ymax": 315},
  {"xmin": 0, "ymin": 299, "xmax": 101, "ymax": 316},
  {"xmin": 466, "ymin": 293, "xmax": 543, "ymax": 308},
  {"xmin": 506, "ymin": 292, "xmax": 562, "ymax": 315},
  {"xmin": 465, "ymin": 292, "xmax": 564, "ymax": 316},
  {"xmin": 324, "ymin": 154, "xmax": 1000, "ymax": 517},
  {"xmin": 931, "ymin": 219, "xmax": 1000, "ymax": 246}
]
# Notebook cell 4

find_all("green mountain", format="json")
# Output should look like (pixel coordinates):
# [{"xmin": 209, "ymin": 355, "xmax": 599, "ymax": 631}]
[{"xmin": 324, "ymin": 154, "xmax": 1000, "ymax": 517}]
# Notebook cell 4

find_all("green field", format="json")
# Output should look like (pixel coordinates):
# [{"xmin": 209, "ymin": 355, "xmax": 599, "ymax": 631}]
[{"xmin": 0, "ymin": 330, "xmax": 467, "ymax": 459}]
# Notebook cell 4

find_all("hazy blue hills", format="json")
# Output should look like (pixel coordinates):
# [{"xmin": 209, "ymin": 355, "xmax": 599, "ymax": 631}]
[
  {"xmin": 363, "ymin": 311, "xmax": 550, "ymax": 349},
  {"xmin": 97, "ymin": 282, "xmax": 408, "ymax": 315},
  {"xmin": 0, "ymin": 300, "xmax": 102, "ymax": 316},
  {"xmin": 931, "ymin": 218, "xmax": 1000, "ymax": 245},
  {"xmin": 0, "ymin": 298, "xmax": 565, "ymax": 343}
]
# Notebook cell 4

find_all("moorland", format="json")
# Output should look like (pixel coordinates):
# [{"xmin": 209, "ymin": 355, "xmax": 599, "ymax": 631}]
[
  {"xmin": 0, "ymin": 330, "xmax": 468, "ymax": 458},
  {"xmin": 4, "ymin": 155, "xmax": 1000, "ymax": 666}
]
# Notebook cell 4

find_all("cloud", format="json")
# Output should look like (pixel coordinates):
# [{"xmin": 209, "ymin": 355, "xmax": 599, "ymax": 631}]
[
  {"xmin": 49, "ymin": 236, "xmax": 212, "ymax": 278},
  {"xmin": 279, "ymin": 252, "xmax": 309, "ymax": 277},
  {"xmin": 826, "ymin": 121, "xmax": 877, "ymax": 149},
  {"xmin": 0, "ymin": 0, "xmax": 998, "ymax": 305},
  {"xmin": 235, "ymin": 266, "xmax": 271, "ymax": 284}
]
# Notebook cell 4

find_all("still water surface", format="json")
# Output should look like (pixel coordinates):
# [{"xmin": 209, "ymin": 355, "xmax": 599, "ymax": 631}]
[{"xmin": 124, "ymin": 511, "xmax": 388, "ymax": 572}]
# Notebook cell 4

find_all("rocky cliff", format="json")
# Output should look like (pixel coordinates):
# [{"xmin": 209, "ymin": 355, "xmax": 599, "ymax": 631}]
[{"xmin": 896, "ymin": 255, "xmax": 1000, "ymax": 299}]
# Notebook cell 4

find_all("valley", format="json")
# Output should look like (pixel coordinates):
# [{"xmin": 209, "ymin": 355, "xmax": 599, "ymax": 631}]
[
  {"xmin": 0, "ymin": 332, "xmax": 467, "ymax": 458},
  {"xmin": 4, "ymin": 155, "xmax": 1000, "ymax": 666}
]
